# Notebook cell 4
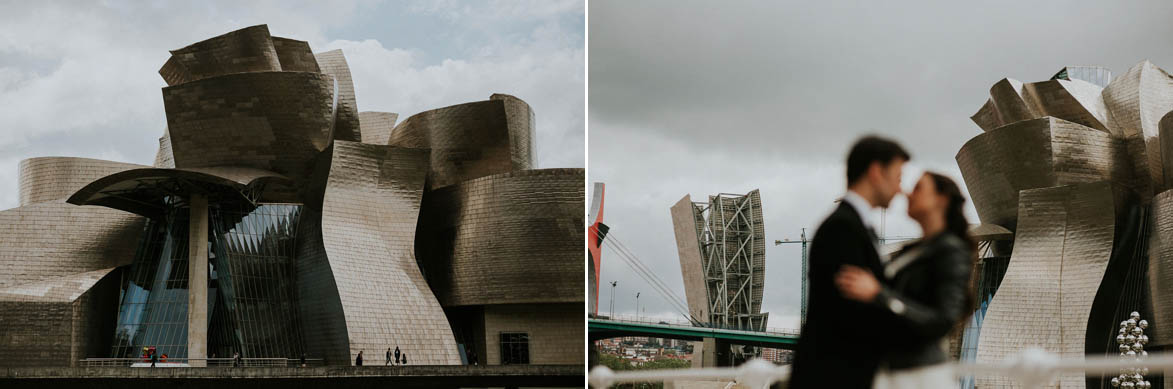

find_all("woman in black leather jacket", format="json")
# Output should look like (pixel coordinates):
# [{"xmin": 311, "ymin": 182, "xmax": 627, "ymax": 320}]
[{"xmin": 835, "ymin": 171, "xmax": 976, "ymax": 388}]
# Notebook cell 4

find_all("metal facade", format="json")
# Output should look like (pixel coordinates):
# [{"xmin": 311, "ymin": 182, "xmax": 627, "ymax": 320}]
[
  {"xmin": 415, "ymin": 169, "xmax": 585, "ymax": 307},
  {"xmin": 0, "ymin": 24, "xmax": 581, "ymax": 368},
  {"xmin": 358, "ymin": 111, "xmax": 399, "ymax": 145},
  {"xmin": 959, "ymin": 61, "xmax": 1173, "ymax": 388},
  {"xmin": 973, "ymin": 183, "xmax": 1119, "ymax": 388},
  {"xmin": 388, "ymin": 94, "xmax": 535, "ymax": 190}
]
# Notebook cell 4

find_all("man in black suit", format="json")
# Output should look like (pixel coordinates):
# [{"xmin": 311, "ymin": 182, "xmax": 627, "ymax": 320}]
[{"xmin": 789, "ymin": 136, "xmax": 909, "ymax": 388}]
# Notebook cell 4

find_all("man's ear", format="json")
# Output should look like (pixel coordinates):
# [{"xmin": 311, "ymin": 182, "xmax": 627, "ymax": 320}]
[{"xmin": 866, "ymin": 161, "xmax": 882, "ymax": 183}]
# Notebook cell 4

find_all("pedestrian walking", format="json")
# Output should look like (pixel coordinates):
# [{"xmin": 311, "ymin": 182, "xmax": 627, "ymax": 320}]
[
  {"xmin": 150, "ymin": 349, "xmax": 158, "ymax": 367},
  {"xmin": 385, "ymin": 348, "xmax": 392, "ymax": 366},
  {"xmin": 356, "ymin": 350, "xmax": 363, "ymax": 366},
  {"xmin": 233, "ymin": 351, "xmax": 241, "ymax": 367}
]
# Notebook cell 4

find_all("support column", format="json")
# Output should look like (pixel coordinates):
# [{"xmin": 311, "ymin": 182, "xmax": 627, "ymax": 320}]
[
  {"xmin": 187, "ymin": 194, "xmax": 208, "ymax": 367},
  {"xmin": 690, "ymin": 338, "xmax": 731, "ymax": 367}
]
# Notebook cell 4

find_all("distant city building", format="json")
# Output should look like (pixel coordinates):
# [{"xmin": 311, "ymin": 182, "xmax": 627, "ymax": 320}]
[
  {"xmin": 0, "ymin": 25, "xmax": 582, "ymax": 368},
  {"xmin": 759, "ymin": 347, "xmax": 793, "ymax": 364}
]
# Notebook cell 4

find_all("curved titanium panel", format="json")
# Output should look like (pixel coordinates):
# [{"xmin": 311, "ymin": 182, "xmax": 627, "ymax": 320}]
[
  {"xmin": 974, "ymin": 182, "xmax": 1117, "ymax": 388},
  {"xmin": 491, "ymin": 94, "xmax": 537, "ymax": 169},
  {"xmin": 990, "ymin": 78, "xmax": 1035, "ymax": 124},
  {"xmin": 388, "ymin": 94, "xmax": 535, "ymax": 190},
  {"xmin": 154, "ymin": 131, "xmax": 174, "ymax": 168},
  {"xmin": 956, "ymin": 117, "xmax": 1137, "ymax": 231},
  {"xmin": 271, "ymin": 36, "xmax": 320, "ymax": 73},
  {"xmin": 0, "ymin": 201, "xmax": 143, "ymax": 289},
  {"xmin": 1103, "ymin": 60, "xmax": 1173, "ymax": 194},
  {"xmin": 18, "ymin": 157, "xmax": 147, "ymax": 207},
  {"xmin": 1022, "ymin": 79, "xmax": 1112, "ymax": 134},
  {"xmin": 298, "ymin": 141, "xmax": 460, "ymax": 365},
  {"xmin": 1148, "ymin": 190, "xmax": 1173, "ymax": 348},
  {"xmin": 0, "ymin": 267, "xmax": 121, "ymax": 367},
  {"xmin": 416, "ymin": 168, "xmax": 584, "ymax": 307},
  {"xmin": 0, "ymin": 267, "xmax": 117, "ymax": 302},
  {"xmin": 969, "ymin": 223, "xmax": 1013, "ymax": 242},
  {"xmin": 971, "ymin": 98, "xmax": 1002, "ymax": 131},
  {"xmin": 972, "ymin": 76, "xmax": 1112, "ymax": 137},
  {"xmin": 1161, "ymin": 111, "xmax": 1173, "ymax": 187},
  {"xmin": 358, "ymin": 111, "xmax": 398, "ymax": 145},
  {"xmin": 162, "ymin": 71, "xmax": 335, "ymax": 185},
  {"xmin": 315, "ymin": 50, "xmax": 361, "ymax": 143},
  {"xmin": 158, "ymin": 25, "xmax": 282, "ymax": 86}
]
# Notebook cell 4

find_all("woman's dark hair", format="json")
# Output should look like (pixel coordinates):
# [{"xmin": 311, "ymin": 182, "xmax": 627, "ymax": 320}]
[{"xmin": 925, "ymin": 171, "xmax": 978, "ymax": 331}]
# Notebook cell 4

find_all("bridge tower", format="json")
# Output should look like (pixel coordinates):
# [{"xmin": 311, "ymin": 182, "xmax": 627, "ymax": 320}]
[
  {"xmin": 588, "ymin": 182, "xmax": 607, "ymax": 317},
  {"xmin": 671, "ymin": 190, "xmax": 769, "ymax": 366}
]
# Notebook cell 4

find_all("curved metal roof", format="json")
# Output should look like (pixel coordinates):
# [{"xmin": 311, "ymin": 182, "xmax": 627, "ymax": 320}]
[{"xmin": 67, "ymin": 166, "xmax": 294, "ymax": 219}]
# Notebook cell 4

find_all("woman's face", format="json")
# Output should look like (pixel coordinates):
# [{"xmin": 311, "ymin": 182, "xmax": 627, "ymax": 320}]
[{"xmin": 906, "ymin": 174, "xmax": 941, "ymax": 222}]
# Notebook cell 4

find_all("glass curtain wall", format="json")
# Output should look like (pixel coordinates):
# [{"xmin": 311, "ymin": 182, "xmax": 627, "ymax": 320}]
[
  {"xmin": 209, "ymin": 203, "xmax": 305, "ymax": 359},
  {"xmin": 110, "ymin": 207, "xmax": 195, "ymax": 359},
  {"xmin": 958, "ymin": 256, "xmax": 1010, "ymax": 389},
  {"xmin": 110, "ymin": 202, "xmax": 304, "ymax": 360}
]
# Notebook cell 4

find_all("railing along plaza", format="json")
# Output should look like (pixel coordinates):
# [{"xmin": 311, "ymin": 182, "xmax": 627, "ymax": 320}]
[
  {"xmin": 590, "ymin": 348, "xmax": 1173, "ymax": 388},
  {"xmin": 80, "ymin": 357, "xmax": 323, "ymax": 367}
]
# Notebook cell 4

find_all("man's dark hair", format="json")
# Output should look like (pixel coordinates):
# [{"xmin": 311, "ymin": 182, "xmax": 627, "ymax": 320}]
[{"xmin": 846, "ymin": 135, "xmax": 910, "ymax": 185}]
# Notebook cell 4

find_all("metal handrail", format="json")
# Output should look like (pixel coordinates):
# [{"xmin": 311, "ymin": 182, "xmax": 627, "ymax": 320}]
[
  {"xmin": 80, "ymin": 357, "xmax": 324, "ymax": 367},
  {"xmin": 589, "ymin": 348, "xmax": 1173, "ymax": 388}
]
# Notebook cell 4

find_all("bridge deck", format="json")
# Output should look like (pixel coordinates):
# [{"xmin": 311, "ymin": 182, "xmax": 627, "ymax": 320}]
[{"xmin": 589, "ymin": 318, "xmax": 799, "ymax": 349}]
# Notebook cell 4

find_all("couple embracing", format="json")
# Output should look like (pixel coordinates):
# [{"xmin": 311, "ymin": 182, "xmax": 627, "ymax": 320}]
[{"xmin": 789, "ymin": 136, "xmax": 977, "ymax": 389}]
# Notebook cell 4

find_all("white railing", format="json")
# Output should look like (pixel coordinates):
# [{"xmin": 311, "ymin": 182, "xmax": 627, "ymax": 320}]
[{"xmin": 589, "ymin": 348, "xmax": 1173, "ymax": 388}]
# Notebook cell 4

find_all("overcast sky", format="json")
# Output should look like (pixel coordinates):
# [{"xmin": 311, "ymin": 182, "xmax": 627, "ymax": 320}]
[
  {"xmin": 589, "ymin": 0, "xmax": 1173, "ymax": 329},
  {"xmin": 0, "ymin": 0, "xmax": 584, "ymax": 210}
]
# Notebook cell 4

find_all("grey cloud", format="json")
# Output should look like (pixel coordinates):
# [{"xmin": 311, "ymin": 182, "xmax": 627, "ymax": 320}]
[
  {"xmin": 0, "ymin": 0, "xmax": 584, "ymax": 210},
  {"xmin": 589, "ymin": 0, "xmax": 1173, "ymax": 326}
]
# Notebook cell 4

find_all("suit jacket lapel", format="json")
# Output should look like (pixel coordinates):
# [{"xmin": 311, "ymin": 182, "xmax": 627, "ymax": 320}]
[{"xmin": 837, "ymin": 202, "xmax": 884, "ymax": 273}]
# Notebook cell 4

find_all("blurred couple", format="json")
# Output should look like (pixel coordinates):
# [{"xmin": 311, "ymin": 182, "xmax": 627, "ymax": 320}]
[{"xmin": 789, "ymin": 136, "xmax": 977, "ymax": 389}]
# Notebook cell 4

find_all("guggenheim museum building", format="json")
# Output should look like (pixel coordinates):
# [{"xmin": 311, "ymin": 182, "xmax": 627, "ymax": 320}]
[{"xmin": 0, "ymin": 25, "xmax": 583, "ymax": 368}]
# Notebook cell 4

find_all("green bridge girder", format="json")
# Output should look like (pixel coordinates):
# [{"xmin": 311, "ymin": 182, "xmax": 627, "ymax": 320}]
[{"xmin": 588, "ymin": 319, "xmax": 800, "ymax": 350}]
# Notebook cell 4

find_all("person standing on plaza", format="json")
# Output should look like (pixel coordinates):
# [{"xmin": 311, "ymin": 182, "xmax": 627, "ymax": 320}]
[
  {"xmin": 790, "ymin": 135, "xmax": 910, "ymax": 389},
  {"xmin": 401, "ymin": 352, "xmax": 407, "ymax": 366},
  {"xmin": 394, "ymin": 346, "xmax": 401, "ymax": 365},
  {"xmin": 356, "ymin": 350, "xmax": 364, "ymax": 366},
  {"xmin": 835, "ymin": 171, "xmax": 976, "ymax": 388},
  {"xmin": 233, "ymin": 351, "xmax": 241, "ymax": 367}
]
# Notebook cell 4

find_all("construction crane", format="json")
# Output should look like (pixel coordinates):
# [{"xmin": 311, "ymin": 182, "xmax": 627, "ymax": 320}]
[{"xmin": 774, "ymin": 228, "xmax": 809, "ymax": 325}]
